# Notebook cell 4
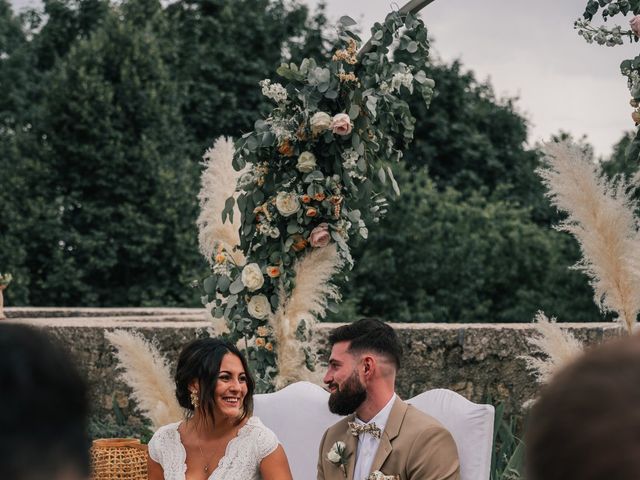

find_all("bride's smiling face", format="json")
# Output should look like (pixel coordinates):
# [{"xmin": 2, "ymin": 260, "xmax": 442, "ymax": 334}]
[{"xmin": 213, "ymin": 353, "xmax": 248, "ymax": 419}]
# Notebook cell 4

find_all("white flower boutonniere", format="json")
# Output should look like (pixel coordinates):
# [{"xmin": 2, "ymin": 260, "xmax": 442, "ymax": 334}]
[
  {"xmin": 367, "ymin": 471, "xmax": 400, "ymax": 480},
  {"xmin": 327, "ymin": 441, "xmax": 349, "ymax": 478}
]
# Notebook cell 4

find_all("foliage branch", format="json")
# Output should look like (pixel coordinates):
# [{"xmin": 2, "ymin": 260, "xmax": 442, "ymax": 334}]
[
  {"xmin": 575, "ymin": 0, "xmax": 640, "ymax": 161},
  {"xmin": 200, "ymin": 11, "xmax": 435, "ymax": 391}
]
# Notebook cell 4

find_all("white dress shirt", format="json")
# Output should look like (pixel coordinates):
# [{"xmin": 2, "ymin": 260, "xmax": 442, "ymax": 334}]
[{"xmin": 353, "ymin": 393, "xmax": 397, "ymax": 480}]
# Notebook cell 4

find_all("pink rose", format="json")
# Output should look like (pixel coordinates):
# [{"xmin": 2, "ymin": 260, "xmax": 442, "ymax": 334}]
[
  {"xmin": 309, "ymin": 223, "xmax": 331, "ymax": 248},
  {"xmin": 331, "ymin": 113, "xmax": 353, "ymax": 136},
  {"xmin": 631, "ymin": 15, "xmax": 640, "ymax": 37}
]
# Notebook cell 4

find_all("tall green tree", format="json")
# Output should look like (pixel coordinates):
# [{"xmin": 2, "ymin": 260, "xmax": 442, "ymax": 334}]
[{"xmin": 33, "ymin": 0, "xmax": 200, "ymax": 305}]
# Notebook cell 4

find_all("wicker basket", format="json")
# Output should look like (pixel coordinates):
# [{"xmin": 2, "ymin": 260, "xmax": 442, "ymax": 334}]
[{"xmin": 90, "ymin": 438, "xmax": 148, "ymax": 480}]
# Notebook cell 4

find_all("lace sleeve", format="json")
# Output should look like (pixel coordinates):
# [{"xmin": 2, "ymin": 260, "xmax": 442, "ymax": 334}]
[
  {"xmin": 147, "ymin": 428, "xmax": 164, "ymax": 464},
  {"xmin": 257, "ymin": 425, "xmax": 279, "ymax": 460}
]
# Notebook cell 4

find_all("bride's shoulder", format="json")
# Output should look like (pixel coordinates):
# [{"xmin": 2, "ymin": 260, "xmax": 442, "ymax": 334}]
[
  {"xmin": 150, "ymin": 421, "xmax": 181, "ymax": 442},
  {"xmin": 242, "ymin": 416, "xmax": 279, "ymax": 458}
]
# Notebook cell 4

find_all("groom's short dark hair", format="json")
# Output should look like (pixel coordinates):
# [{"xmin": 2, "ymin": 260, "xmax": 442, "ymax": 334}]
[{"xmin": 328, "ymin": 318, "xmax": 402, "ymax": 369}]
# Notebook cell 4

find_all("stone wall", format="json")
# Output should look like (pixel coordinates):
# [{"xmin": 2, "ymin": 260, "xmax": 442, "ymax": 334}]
[{"xmin": 4, "ymin": 308, "xmax": 622, "ymax": 436}]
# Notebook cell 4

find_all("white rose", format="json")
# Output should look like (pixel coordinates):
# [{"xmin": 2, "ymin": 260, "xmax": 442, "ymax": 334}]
[
  {"xmin": 275, "ymin": 192, "xmax": 301, "ymax": 217},
  {"xmin": 327, "ymin": 450, "xmax": 341, "ymax": 464},
  {"xmin": 296, "ymin": 151, "xmax": 317, "ymax": 173},
  {"xmin": 310, "ymin": 111, "xmax": 332, "ymax": 135},
  {"xmin": 247, "ymin": 294, "xmax": 271, "ymax": 319},
  {"xmin": 241, "ymin": 263, "xmax": 264, "ymax": 292}
]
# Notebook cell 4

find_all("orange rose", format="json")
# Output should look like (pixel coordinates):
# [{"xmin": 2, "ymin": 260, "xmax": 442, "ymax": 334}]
[
  {"xmin": 265, "ymin": 342, "xmax": 274, "ymax": 351},
  {"xmin": 266, "ymin": 266, "xmax": 281, "ymax": 278},
  {"xmin": 291, "ymin": 234, "xmax": 308, "ymax": 252},
  {"xmin": 278, "ymin": 140, "xmax": 294, "ymax": 157},
  {"xmin": 314, "ymin": 192, "xmax": 326, "ymax": 202},
  {"xmin": 256, "ymin": 337, "xmax": 266, "ymax": 348},
  {"xmin": 301, "ymin": 194, "xmax": 312, "ymax": 203},
  {"xmin": 215, "ymin": 253, "xmax": 226, "ymax": 264},
  {"xmin": 306, "ymin": 207, "xmax": 317, "ymax": 217}
]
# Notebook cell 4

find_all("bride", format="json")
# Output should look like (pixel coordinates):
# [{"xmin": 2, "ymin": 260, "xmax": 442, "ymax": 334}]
[{"xmin": 147, "ymin": 338, "xmax": 293, "ymax": 480}]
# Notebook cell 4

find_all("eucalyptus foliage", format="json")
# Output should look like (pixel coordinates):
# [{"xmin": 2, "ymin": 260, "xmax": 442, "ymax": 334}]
[
  {"xmin": 201, "ymin": 12, "xmax": 435, "ymax": 390},
  {"xmin": 576, "ymin": 0, "xmax": 640, "ymax": 162}
]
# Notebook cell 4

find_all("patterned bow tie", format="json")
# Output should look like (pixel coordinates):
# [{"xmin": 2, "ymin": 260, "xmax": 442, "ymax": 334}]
[{"xmin": 348, "ymin": 421, "xmax": 381, "ymax": 439}]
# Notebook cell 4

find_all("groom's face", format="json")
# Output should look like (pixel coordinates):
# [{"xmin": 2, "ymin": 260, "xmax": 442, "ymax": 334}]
[{"xmin": 324, "ymin": 341, "xmax": 367, "ymax": 415}]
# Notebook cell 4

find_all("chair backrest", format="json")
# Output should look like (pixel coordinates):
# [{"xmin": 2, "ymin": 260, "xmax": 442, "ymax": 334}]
[
  {"xmin": 407, "ymin": 389, "xmax": 495, "ymax": 480},
  {"xmin": 255, "ymin": 382, "xmax": 494, "ymax": 480},
  {"xmin": 254, "ymin": 381, "xmax": 342, "ymax": 479}
]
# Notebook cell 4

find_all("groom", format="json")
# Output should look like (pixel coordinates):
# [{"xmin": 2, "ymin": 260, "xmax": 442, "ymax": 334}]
[{"xmin": 317, "ymin": 318, "xmax": 460, "ymax": 480}]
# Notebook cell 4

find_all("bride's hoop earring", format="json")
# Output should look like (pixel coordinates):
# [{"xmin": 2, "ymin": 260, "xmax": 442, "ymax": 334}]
[{"xmin": 190, "ymin": 390, "xmax": 200, "ymax": 409}]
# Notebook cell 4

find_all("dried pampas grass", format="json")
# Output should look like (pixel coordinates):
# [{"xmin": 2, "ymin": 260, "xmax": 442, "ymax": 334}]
[
  {"xmin": 520, "ymin": 311, "xmax": 584, "ymax": 384},
  {"xmin": 270, "ymin": 244, "xmax": 344, "ymax": 389},
  {"xmin": 538, "ymin": 140, "xmax": 640, "ymax": 333},
  {"xmin": 197, "ymin": 136, "xmax": 246, "ymax": 266},
  {"xmin": 105, "ymin": 330, "xmax": 182, "ymax": 430}
]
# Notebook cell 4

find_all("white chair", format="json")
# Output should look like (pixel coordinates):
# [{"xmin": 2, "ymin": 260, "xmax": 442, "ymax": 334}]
[
  {"xmin": 255, "ymin": 382, "xmax": 494, "ymax": 480},
  {"xmin": 254, "ymin": 382, "xmax": 342, "ymax": 479},
  {"xmin": 407, "ymin": 389, "xmax": 495, "ymax": 480}
]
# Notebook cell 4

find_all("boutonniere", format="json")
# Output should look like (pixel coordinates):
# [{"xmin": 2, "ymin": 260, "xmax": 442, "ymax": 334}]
[
  {"xmin": 327, "ymin": 441, "xmax": 350, "ymax": 478},
  {"xmin": 367, "ymin": 471, "xmax": 399, "ymax": 480}
]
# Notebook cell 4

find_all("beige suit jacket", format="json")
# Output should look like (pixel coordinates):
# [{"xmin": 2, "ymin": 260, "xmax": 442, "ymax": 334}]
[{"xmin": 317, "ymin": 397, "xmax": 460, "ymax": 480}]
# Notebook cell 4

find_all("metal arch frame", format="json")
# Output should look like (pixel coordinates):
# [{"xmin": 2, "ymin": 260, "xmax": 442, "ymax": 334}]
[{"xmin": 358, "ymin": 0, "xmax": 438, "ymax": 58}]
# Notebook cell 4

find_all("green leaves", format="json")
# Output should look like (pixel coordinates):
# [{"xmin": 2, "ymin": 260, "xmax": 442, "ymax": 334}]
[{"xmin": 221, "ymin": 196, "xmax": 236, "ymax": 223}]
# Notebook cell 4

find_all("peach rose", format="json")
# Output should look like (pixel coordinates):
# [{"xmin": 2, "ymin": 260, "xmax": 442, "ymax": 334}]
[
  {"xmin": 266, "ymin": 266, "xmax": 281, "ymax": 278},
  {"xmin": 278, "ymin": 140, "xmax": 294, "ymax": 157},
  {"xmin": 631, "ymin": 15, "xmax": 640, "ymax": 37},
  {"xmin": 306, "ymin": 207, "xmax": 318, "ymax": 217},
  {"xmin": 301, "ymin": 194, "xmax": 312, "ymax": 203},
  {"xmin": 633, "ymin": 111, "xmax": 640, "ymax": 124},
  {"xmin": 291, "ymin": 234, "xmax": 308, "ymax": 252},
  {"xmin": 310, "ymin": 223, "xmax": 331, "ymax": 248},
  {"xmin": 314, "ymin": 192, "xmax": 326, "ymax": 202},
  {"xmin": 331, "ymin": 113, "xmax": 353, "ymax": 136},
  {"xmin": 265, "ymin": 342, "xmax": 274, "ymax": 351},
  {"xmin": 255, "ymin": 337, "xmax": 266, "ymax": 348}
]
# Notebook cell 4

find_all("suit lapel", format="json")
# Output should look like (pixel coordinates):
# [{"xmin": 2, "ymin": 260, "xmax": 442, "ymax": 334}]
[
  {"xmin": 343, "ymin": 414, "xmax": 358, "ymax": 480},
  {"xmin": 369, "ymin": 397, "xmax": 407, "ymax": 474}
]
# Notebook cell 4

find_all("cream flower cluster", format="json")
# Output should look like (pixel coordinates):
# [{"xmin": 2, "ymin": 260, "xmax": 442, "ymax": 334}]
[
  {"xmin": 391, "ymin": 70, "xmax": 413, "ymax": 93},
  {"xmin": 259, "ymin": 79, "xmax": 288, "ymax": 103}
]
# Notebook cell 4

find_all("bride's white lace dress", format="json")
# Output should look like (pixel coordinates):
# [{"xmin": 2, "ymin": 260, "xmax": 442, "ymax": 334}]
[{"xmin": 148, "ymin": 416, "xmax": 279, "ymax": 480}]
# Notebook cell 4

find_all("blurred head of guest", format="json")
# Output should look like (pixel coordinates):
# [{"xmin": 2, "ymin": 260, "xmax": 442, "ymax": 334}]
[
  {"xmin": 526, "ymin": 334, "xmax": 640, "ymax": 480},
  {"xmin": 0, "ymin": 324, "xmax": 90, "ymax": 480}
]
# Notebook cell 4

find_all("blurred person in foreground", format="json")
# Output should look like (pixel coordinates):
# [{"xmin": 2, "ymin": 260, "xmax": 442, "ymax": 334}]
[
  {"xmin": 0, "ymin": 323, "xmax": 90, "ymax": 480},
  {"xmin": 526, "ymin": 334, "xmax": 640, "ymax": 480}
]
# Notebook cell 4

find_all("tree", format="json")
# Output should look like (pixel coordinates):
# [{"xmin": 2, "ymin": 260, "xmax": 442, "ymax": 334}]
[
  {"xmin": 332, "ymin": 166, "xmax": 600, "ymax": 323},
  {"xmin": 31, "ymin": 1, "xmax": 201, "ymax": 305},
  {"xmin": 163, "ymin": 0, "xmax": 330, "ymax": 157}
]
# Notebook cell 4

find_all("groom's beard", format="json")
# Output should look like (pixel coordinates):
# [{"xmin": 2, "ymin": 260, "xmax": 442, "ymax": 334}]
[{"xmin": 328, "ymin": 370, "xmax": 367, "ymax": 415}]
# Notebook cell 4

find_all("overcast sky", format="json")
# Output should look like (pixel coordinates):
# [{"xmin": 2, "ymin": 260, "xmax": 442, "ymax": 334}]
[
  {"xmin": 10, "ymin": 0, "xmax": 640, "ymax": 157},
  {"xmin": 301, "ymin": 0, "xmax": 640, "ymax": 158}
]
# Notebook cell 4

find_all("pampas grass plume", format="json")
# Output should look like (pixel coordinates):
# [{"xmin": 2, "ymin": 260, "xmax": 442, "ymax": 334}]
[
  {"xmin": 521, "ymin": 311, "xmax": 584, "ymax": 384},
  {"xmin": 271, "ymin": 244, "xmax": 344, "ymax": 389},
  {"xmin": 197, "ymin": 136, "xmax": 246, "ymax": 266},
  {"xmin": 538, "ymin": 140, "xmax": 640, "ymax": 332},
  {"xmin": 105, "ymin": 330, "xmax": 182, "ymax": 430}
]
